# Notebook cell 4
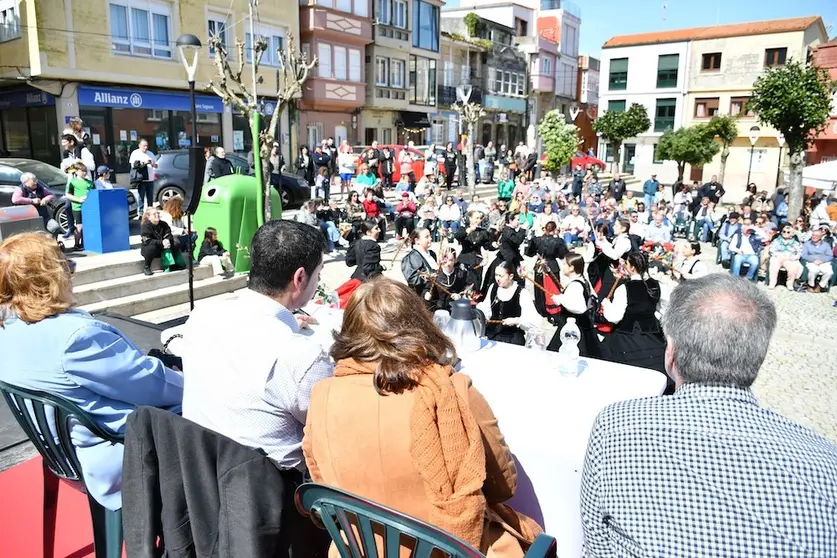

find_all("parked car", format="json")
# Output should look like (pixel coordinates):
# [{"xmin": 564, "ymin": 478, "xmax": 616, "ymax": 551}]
[
  {"xmin": 153, "ymin": 150, "xmax": 309, "ymax": 209},
  {"xmin": 0, "ymin": 158, "xmax": 137, "ymax": 232},
  {"xmin": 571, "ymin": 154, "xmax": 606, "ymax": 171}
]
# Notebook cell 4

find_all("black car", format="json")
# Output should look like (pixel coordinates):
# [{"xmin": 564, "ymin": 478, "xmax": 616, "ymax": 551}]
[
  {"xmin": 153, "ymin": 150, "xmax": 310, "ymax": 209},
  {"xmin": 0, "ymin": 158, "xmax": 138, "ymax": 232}
]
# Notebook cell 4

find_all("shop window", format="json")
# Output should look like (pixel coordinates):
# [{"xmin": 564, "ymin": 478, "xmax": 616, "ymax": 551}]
[
  {"xmin": 146, "ymin": 109, "xmax": 165, "ymax": 122},
  {"xmin": 109, "ymin": 1, "xmax": 171, "ymax": 59}
]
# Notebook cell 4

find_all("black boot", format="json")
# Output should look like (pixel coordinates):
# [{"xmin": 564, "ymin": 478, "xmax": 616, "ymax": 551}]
[{"xmin": 143, "ymin": 265, "xmax": 153, "ymax": 276}]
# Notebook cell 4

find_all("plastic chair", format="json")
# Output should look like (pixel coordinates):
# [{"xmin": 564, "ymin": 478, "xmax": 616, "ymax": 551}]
[
  {"xmin": 0, "ymin": 381, "xmax": 124, "ymax": 558},
  {"xmin": 295, "ymin": 483, "xmax": 557, "ymax": 558}
]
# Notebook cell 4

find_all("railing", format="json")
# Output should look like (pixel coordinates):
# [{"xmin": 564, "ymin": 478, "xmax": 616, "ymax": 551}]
[
  {"xmin": 438, "ymin": 84, "xmax": 484, "ymax": 106},
  {"xmin": 540, "ymin": 0, "xmax": 581, "ymax": 19}
]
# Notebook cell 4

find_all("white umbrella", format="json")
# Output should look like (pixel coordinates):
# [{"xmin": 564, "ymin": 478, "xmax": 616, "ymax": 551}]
[{"xmin": 784, "ymin": 159, "xmax": 837, "ymax": 191}]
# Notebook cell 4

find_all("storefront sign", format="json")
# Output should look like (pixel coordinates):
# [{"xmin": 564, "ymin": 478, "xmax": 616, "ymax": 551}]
[
  {"xmin": 483, "ymin": 94, "xmax": 526, "ymax": 114},
  {"xmin": 498, "ymin": 113, "xmax": 508, "ymax": 123},
  {"xmin": 78, "ymin": 86, "xmax": 224, "ymax": 113},
  {"xmin": 0, "ymin": 89, "xmax": 55, "ymax": 110}
]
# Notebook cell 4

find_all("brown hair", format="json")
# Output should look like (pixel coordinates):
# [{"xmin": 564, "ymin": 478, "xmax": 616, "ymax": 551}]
[
  {"xmin": 163, "ymin": 195, "xmax": 184, "ymax": 221},
  {"xmin": 330, "ymin": 276, "xmax": 457, "ymax": 395},
  {"xmin": 0, "ymin": 233, "xmax": 74, "ymax": 326}
]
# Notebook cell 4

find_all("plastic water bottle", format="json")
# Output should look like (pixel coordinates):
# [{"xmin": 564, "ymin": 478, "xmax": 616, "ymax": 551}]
[{"xmin": 558, "ymin": 318, "xmax": 581, "ymax": 377}]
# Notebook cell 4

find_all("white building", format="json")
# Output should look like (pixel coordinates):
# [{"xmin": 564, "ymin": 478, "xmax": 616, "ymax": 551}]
[
  {"xmin": 578, "ymin": 55, "xmax": 599, "ymax": 106},
  {"xmin": 598, "ymin": 16, "xmax": 828, "ymax": 193}
]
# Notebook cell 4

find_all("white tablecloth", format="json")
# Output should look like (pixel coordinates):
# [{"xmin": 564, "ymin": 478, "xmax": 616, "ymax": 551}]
[{"xmin": 162, "ymin": 306, "xmax": 666, "ymax": 557}]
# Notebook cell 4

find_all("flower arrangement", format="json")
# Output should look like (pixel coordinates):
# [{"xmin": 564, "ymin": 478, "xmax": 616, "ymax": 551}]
[
  {"xmin": 313, "ymin": 282, "xmax": 339, "ymax": 307},
  {"xmin": 641, "ymin": 240, "xmax": 675, "ymax": 269}
]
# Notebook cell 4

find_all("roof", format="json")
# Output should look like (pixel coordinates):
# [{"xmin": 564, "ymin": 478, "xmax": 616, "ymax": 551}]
[{"xmin": 603, "ymin": 16, "xmax": 824, "ymax": 49}]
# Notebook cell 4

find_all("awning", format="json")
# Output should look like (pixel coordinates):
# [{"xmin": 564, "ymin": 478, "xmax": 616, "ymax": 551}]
[
  {"xmin": 783, "ymin": 159, "xmax": 837, "ymax": 190},
  {"xmin": 399, "ymin": 111, "xmax": 431, "ymax": 129}
]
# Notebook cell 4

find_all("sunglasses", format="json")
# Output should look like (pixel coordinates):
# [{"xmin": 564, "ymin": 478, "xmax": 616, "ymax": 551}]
[{"xmin": 782, "ymin": 229, "xmax": 793, "ymax": 234}]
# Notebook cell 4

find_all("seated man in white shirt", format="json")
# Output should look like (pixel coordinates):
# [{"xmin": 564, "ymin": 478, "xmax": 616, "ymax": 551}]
[
  {"xmin": 181, "ymin": 220, "xmax": 332, "ymax": 472},
  {"xmin": 644, "ymin": 211, "xmax": 673, "ymax": 244}
]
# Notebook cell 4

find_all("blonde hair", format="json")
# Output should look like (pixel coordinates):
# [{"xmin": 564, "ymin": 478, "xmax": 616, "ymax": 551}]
[
  {"xmin": 0, "ymin": 233, "xmax": 74, "ymax": 326},
  {"xmin": 141, "ymin": 206, "xmax": 160, "ymax": 224}
]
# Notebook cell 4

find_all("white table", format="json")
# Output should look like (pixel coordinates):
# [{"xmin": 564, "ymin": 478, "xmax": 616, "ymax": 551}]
[{"xmin": 162, "ymin": 307, "xmax": 666, "ymax": 557}]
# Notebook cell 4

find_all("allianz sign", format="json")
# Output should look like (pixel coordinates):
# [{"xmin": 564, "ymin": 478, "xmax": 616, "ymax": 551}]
[{"xmin": 92, "ymin": 92, "xmax": 144, "ymax": 107}]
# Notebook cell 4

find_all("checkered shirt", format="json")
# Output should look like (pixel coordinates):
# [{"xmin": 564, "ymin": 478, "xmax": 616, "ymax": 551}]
[{"xmin": 580, "ymin": 384, "xmax": 837, "ymax": 557}]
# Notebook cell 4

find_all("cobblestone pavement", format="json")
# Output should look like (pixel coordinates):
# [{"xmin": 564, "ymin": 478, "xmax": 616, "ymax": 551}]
[{"xmin": 319, "ymin": 239, "xmax": 837, "ymax": 445}]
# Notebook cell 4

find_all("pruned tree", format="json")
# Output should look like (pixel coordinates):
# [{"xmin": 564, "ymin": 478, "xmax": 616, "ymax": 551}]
[
  {"xmin": 749, "ymin": 59, "xmax": 834, "ymax": 219},
  {"xmin": 592, "ymin": 103, "xmax": 651, "ymax": 174},
  {"xmin": 706, "ymin": 114, "xmax": 739, "ymax": 185},
  {"xmin": 207, "ymin": 17, "xmax": 316, "ymax": 223},
  {"xmin": 656, "ymin": 124, "xmax": 721, "ymax": 183},
  {"xmin": 538, "ymin": 109, "xmax": 581, "ymax": 174},
  {"xmin": 454, "ymin": 101, "xmax": 486, "ymax": 197}
]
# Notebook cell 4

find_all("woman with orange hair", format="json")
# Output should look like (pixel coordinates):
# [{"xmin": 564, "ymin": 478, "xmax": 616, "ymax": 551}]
[
  {"xmin": 303, "ymin": 276, "xmax": 541, "ymax": 556},
  {"xmin": 0, "ymin": 233, "xmax": 183, "ymax": 511}
]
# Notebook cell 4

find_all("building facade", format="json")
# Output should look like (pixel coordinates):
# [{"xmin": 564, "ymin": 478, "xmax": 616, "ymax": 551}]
[
  {"xmin": 360, "ymin": 0, "xmax": 443, "ymax": 146},
  {"xmin": 0, "ymin": 0, "xmax": 300, "ymax": 171},
  {"xmin": 599, "ymin": 16, "xmax": 828, "ymax": 192},
  {"xmin": 298, "ymin": 0, "xmax": 373, "ymax": 148},
  {"xmin": 810, "ymin": 38, "xmax": 837, "ymax": 165},
  {"xmin": 434, "ymin": 32, "xmax": 487, "ymax": 147}
]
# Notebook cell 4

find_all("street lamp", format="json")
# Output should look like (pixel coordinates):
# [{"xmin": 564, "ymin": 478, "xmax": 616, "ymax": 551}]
[
  {"xmin": 176, "ymin": 33, "xmax": 202, "ymax": 311},
  {"xmin": 775, "ymin": 134, "xmax": 785, "ymax": 189},
  {"xmin": 745, "ymin": 125, "xmax": 761, "ymax": 186}
]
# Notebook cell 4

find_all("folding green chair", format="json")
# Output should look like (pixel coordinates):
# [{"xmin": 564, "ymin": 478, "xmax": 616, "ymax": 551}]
[
  {"xmin": 0, "ymin": 381, "xmax": 124, "ymax": 558},
  {"xmin": 295, "ymin": 483, "xmax": 557, "ymax": 558}
]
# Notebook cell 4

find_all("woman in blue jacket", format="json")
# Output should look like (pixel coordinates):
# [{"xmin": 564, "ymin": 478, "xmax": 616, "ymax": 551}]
[{"xmin": 0, "ymin": 233, "xmax": 183, "ymax": 511}]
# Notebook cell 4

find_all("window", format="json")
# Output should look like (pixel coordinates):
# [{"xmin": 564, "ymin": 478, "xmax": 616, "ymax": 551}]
[
  {"xmin": 694, "ymin": 97, "xmax": 719, "ymax": 118},
  {"xmin": 334, "ymin": 46, "xmax": 347, "ymax": 80},
  {"xmin": 765, "ymin": 47, "xmax": 787, "ymax": 67},
  {"xmin": 354, "ymin": 0, "xmax": 368, "ymax": 17},
  {"xmin": 432, "ymin": 122, "xmax": 444, "ymax": 145},
  {"xmin": 349, "ymin": 49, "xmax": 361, "ymax": 82},
  {"xmin": 730, "ymin": 96, "xmax": 754, "ymax": 117},
  {"xmin": 376, "ymin": 56, "xmax": 389, "ymax": 86},
  {"xmin": 382, "ymin": 128, "xmax": 392, "ymax": 144},
  {"xmin": 337, "ymin": 0, "xmax": 352, "ymax": 13},
  {"xmin": 391, "ymin": 59, "xmax": 405, "ymax": 88},
  {"xmin": 653, "ymin": 144, "xmax": 664, "ymax": 164},
  {"xmin": 412, "ymin": 0, "xmax": 439, "ymax": 52},
  {"xmin": 377, "ymin": 0, "xmax": 391, "ymax": 24},
  {"xmin": 514, "ymin": 17, "xmax": 528, "ymax": 37},
  {"xmin": 608, "ymin": 58, "xmax": 628, "ymax": 91},
  {"xmin": 608, "ymin": 100, "xmax": 626, "ymax": 113},
  {"xmin": 561, "ymin": 23, "xmax": 578, "ymax": 58},
  {"xmin": 245, "ymin": 26, "xmax": 286, "ymax": 66},
  {"xmin": 541, "ymin": 56, "xmax": 553, "ymax": 76},
  {"xmin": 109, "ymin": 1, "xmax": 171, "ymax": 58},
  {"xmin": 702, "ymin": 52, "xmax": 721, "ymax": 71},
  {"xmin": 654, "ymin": 98, "xmax": 677, "ymax": 132},
  {"xmin": 409, "ymin": 55, "xmax": 437, "ymax": 106},
  {"xmin": 208, "ymin": 16, "xmax": 228, "ymax": 56},
  {"xmin": 146, "ymin": 109, "xmax": 165, "ymax": 121},
  {"xmin": 490, "ymin": 69, "xmax": 526, "ymax": 96},
  {"xmin": 318, "ymin": 44, "xmax": 332, "ymax": 78},
  {"xmin": 1, "ymin": 3, "xmax": 21, "ymax": 42},
  {"xmin": 656, "ymin": 54, "xmax": 678, "ymax": 88},
  {"xmin": 393, "ymin": 0, "xmax": 407, "ymax": 28}
]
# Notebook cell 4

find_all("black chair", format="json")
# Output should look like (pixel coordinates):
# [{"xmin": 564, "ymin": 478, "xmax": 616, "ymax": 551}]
[{"xmin": 0, "ymin": 381, "xmax": 123, "ymax": 558}]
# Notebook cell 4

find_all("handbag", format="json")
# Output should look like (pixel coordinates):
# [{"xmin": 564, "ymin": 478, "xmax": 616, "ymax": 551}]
[{"xmin": 161, "ymin": 249, "xmax": 176, "ymax": 270}]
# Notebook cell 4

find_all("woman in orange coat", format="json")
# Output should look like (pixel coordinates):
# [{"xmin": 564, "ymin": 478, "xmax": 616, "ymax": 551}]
[{"xmin": 303, "ymin": 277, "xmax": 541, "ymax": 556}]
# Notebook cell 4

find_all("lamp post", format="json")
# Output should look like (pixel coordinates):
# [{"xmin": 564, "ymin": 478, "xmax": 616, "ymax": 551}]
[
  {"xmin": 775, "ymin": 133, "xmax": 785, "ymax": 189},
  {"xmin": 745, "ymin": 125, "xmax": 761, "ymax": 187},
  {"xmin": 176, "ymin": 33, "xmax": 202, "ymax": 311}
]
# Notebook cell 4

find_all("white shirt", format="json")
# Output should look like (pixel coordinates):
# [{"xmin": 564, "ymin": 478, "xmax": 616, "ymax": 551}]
[
  {"xmin": 338, "ymin": 152, "xmax": 355, "ymax": 175},
  {"xmin": 181, "ymin": 289, "xmax": 334, "ymax": 470},
  {"xmin": 602, "ymin": 273, "xmax": 646, "ymax": 324},
  {"xmin": 598, "ymin": 233, "xmax": 632, "ymax": 261},
  {"xmin": 417, "ymin": 247, "xmax": 438, "ymax": 270},
  {"xmin": 553, "ymin": 278, "xmax": 587, "ymax": 315},
  {"xmin": 477, "ymin": 282, "xmax": 540, "ymax": 330},
  {"xmin": 129, "ymin": 148, "xmax": 156, "ymax": 181},
  {"xmin": 561, "ymin": 214, "xmax": 586, "ymax": 233},
  {"xmin": 438, "ymin": 202, "xmax": 461, "ymax": 222},
  {"xmin": 678, "ymin": 256, "xmax": 707, "ymax": 280}
]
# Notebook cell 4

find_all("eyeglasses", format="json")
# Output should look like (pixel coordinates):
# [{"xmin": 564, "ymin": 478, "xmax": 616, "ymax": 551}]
[{"xmin": 782, "ymin": 229, "xmax": 793, "ymax": 234}]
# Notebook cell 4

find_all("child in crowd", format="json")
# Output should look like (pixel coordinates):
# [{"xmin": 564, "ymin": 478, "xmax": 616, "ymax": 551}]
[
  {"xmin": 93, "ymin": 166, "xmax": 114, "ymax": 189},
  {"xmin": 197, "ymin": 226, "xmax": 235, "ymax": 278},
  {"xmin": 313, "ymin": 167, "xmax": 328, "ymax": 200},
  {"xmin": 64, "ymin": 162, "xmax": 94, "ymax": 250}
]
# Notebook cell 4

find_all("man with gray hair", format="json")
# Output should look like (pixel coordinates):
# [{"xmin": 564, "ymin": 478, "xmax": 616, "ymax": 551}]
[
  {"xmin": 580, "ymin": 274, "xmax": 837, "ymax": 557},
  {"xmin": 12, "ymin": 172, "xmax": 61, "ymax": 236}
]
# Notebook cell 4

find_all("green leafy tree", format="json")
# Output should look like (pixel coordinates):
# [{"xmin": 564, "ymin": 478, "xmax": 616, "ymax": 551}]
[
  {"xmin": 706, "ymin": 114, "xmax": 739, "ymax": 185},
  {"xmin": 592, "ymin": 103, "xmax": 651, "ymax": 174},
  {"xmin": 656, "ymin": 124, "xmax": 721, "ymax": 182},
  {"xmin": 749, "ymin": 59, "xmax": 835, "ymax": 218},
  {"xmin": 538, "ymin": 110, "xmax": 581, "ymax": 174}
]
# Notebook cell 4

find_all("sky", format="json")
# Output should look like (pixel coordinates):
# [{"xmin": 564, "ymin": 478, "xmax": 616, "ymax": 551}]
[{"xmin": 577, "ymin": 0, "xmax": 837, "ymax": 56}]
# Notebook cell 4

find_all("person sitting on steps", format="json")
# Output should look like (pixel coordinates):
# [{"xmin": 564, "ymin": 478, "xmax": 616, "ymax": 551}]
[
  {"xmin": 140, "ymin": 207, "xmax": 182, "ymax": 276},
  {"xmin": 198, "ymin": 227, "xmax": 235, "ymax": 278}
]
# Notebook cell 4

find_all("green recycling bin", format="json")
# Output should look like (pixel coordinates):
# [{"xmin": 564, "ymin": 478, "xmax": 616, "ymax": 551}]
[{"xmin": 192, "ymin": 175, "xmax": 282, "ymax": 273}]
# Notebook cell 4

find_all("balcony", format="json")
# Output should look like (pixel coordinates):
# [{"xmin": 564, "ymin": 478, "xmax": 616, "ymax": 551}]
[
  {"xmin": 437, "ymin": 83, "xmax": 484, "ymax": 107},
  {"xmin": 530, "ymin": 73, "xmax": 555, "ymax": 93},
  {"xmin": 301, "ymin": 78, "xmax": 366, "ymax": 111},
  {"xmin": 299, "ymin": 6, "xmax": 373, "ymax": 45}
]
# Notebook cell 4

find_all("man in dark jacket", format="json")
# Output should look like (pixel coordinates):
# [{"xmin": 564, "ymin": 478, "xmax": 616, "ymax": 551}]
[
  {"xmin": 208, "ymin": 147, "xmax": 235, "ymax": 179},
  {"xmin": 608, "ymin": 173, "xmax": 627, "ymax": 202},
  {"xmin": 698, "ymin": 175, "xmax": 725, "ymax": 204},
  {"xmin": 313, "ymin": 144, "xmax": 331, "ymax": 178}
]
